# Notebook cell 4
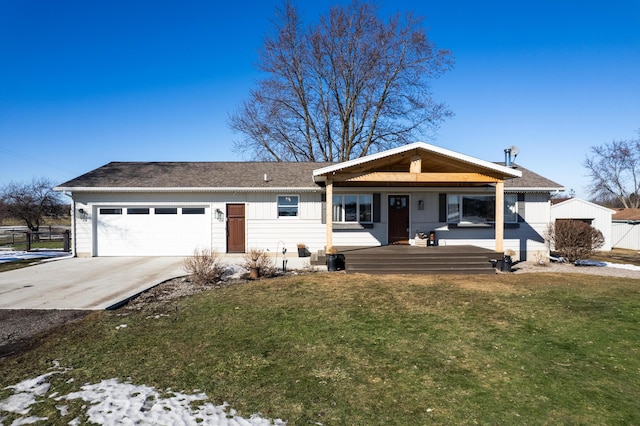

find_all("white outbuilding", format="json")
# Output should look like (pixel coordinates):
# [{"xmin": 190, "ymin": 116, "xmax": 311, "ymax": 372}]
[{"xmin": 550, "ymin": 198, "xmax": 615, "ymax": 251}]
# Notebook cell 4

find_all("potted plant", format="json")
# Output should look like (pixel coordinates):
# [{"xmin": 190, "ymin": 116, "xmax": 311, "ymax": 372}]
[
  {"xmin": 326, "ymin": 246, "xmax": 339, "ymax": 271},
  {"xmin": 297, "ymin": 243, "xmax": 309, "ymax": 257},
  {"xmin": 501, "ymin": 249, "xmax": 515, "ymax": 272},
  {"xmin": 244, "ymin": 248, "xmax": 262, "ymax": 279}
]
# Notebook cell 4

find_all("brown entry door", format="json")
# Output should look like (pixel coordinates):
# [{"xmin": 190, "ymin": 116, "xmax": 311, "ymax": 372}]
[
  {"xmin": 226, "ymin": 204, "xmax": 245, "ymax": 253},
  {"xmin": 388, "ymin": 195, "xmax": 410, "ymax": 244}
]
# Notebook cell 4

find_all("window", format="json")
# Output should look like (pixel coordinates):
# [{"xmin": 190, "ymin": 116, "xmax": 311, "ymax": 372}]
[
  {"xmin": 155, "ymin": 208, "xmax": 177, "ymax": 215},
  {"xmin": 127, "ymin": 208, "xmax": 149, "ymax": 215},
  {"xmin": 99, "ymin": 208, "xmax": 122, "ymax": 215},
  {"xmin": 277, "ymin": 195, "xmax": 299, "ymax": 217},
  {"xmin": 504, "ymin": 194, "xmax": 518, "ymax": 223},
  {"xmin": 447, "ymin": 194, "xmax": 517, "ymax": 224},
  {"xmin": 332, "ymin": 194, "xmax": 373, "ymax": 223},
  {"xmin": 183, "ymin": 207, "xmax": 205, "ymax": 215}
]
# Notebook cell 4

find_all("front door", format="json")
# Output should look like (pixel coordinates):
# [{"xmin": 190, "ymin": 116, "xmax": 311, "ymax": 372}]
[
  {"xmin": 388, "ymin": 195, "xmax": 410, "ymax": 244},
  {"xmin": 226, "ymin": 204, "xmax": 245, "ymax": 253}
]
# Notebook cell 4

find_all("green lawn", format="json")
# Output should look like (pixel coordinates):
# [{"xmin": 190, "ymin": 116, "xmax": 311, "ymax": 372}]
[{"xmin": 1, "ymin": 272, "xmax": 639, "ymax": 424}]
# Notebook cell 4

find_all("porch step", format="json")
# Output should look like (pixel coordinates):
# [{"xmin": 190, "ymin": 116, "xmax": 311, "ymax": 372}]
[{"xmin": 341, "ymin": 246, "xmax": 500, "ymax": 275}]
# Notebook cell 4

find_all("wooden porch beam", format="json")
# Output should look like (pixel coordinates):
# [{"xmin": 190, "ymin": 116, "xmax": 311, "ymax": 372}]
[
  {"xmin": 325, "ymin": 178, "xmax": 334, "ymax": 251},
  {"xmin": 409, "ymin": 155, "xmax": 422, "ymax": 174},
  {"xmin": 332, "ymin": 172, "xmax": 500, "ymax": 183},
  {"xmin": 495, "ymin": 180, "xmax": 504, "ymax": 253}
]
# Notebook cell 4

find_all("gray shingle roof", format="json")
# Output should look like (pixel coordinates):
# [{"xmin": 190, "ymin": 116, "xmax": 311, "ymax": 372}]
[
  {"xmin": 56, "ymin": 161, "xmax": 563, "ymax": 191},
  {"xmin": 56, "ymin": 162, "xmax": 333, "ymax": 190},
  {"xmin": 500, "ymin": 163, "xmax": 564, "ymax": 190}
]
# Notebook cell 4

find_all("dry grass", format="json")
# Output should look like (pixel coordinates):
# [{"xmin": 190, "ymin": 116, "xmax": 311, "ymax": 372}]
[
  {"xmin": 589, "ymin": 247, "xmax": 640, "ymax": 265},
  {"xmin": 1, "ymin": 272, "xmax": 639, "ymax": 424}
]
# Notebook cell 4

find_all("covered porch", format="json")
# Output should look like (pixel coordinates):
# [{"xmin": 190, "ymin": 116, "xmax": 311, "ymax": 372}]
[{"xmin": 312, "ymin": 142, "xmax": 522, "ymax": 257}]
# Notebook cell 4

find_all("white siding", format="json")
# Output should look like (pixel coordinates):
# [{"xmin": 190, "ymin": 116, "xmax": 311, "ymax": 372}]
[
  {"xmin": 72, "ymin": 188, "xmax": 553, "ymax": 261},
  {"xmin": 74, "ymin": 201, "xmax": 93, "ymax": 257},
  {"xmin": 72, "ymin": 190, "xmax": 326, "ymax": 256}
]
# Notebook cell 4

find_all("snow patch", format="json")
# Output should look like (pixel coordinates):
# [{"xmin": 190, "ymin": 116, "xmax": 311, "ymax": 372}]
[
  {"xmin": 0, "ymin": 369, "xmax": 286, "ymax": 425},
  {"xmin": 0, "ymin": 250, "xmax": 71, "ymax": 264},
  {"xmin": 605, "ymin": 262, "xmax": 640, "ymax": 271}
]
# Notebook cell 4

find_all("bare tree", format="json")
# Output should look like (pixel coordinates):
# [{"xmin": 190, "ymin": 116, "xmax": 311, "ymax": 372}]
[
  {"xmin": 1, "ymin": 177, "xmax": 66, "ymax": 232},
  {"xmin": 229, "ymin": 0, "xmax": 454, "ymax": 162},
  {"xmin": 584, "ymin": 130, "xmax": 640, "ymax": 208}
]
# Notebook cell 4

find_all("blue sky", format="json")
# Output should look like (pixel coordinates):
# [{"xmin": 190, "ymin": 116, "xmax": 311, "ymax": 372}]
[{"xmin": 1, "ymin": 0, "xmax": 638, "ymax": 198}]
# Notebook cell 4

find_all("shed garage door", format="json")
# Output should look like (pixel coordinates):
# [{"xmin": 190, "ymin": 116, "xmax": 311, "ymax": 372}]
[{"xmin": 97, "ymin": 206, "xmax": 211, "ymax": 256}]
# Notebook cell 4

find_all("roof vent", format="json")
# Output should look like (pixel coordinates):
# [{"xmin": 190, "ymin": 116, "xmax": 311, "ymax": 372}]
[
  {"xmin": 504, "ymin": 145, "xmax": 519, "ymax": 167},
  {"xmin": 264, "ymin": 173, "xmax": 271, "ymax": 182}
]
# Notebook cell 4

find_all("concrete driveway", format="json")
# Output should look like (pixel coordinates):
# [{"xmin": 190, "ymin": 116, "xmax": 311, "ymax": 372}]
[{"xmin": 0, "ymin": 257, "xmax": 187, "ymax": 310}]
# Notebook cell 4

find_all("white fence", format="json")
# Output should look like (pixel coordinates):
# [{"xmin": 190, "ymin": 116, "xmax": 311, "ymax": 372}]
[{"xmin": 611, "ymin": 222, "xmax": 640, "ymax": 250}]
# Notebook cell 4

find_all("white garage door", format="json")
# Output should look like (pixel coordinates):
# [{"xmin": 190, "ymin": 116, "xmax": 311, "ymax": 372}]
[{"xmin": 97, "ymin": 206, "xmax": 211, "ymax": 256}]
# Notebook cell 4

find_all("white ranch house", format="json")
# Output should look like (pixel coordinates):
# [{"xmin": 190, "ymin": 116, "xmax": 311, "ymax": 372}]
[{"xmin": 55, "ymin": 142, "xmax": 564, "ymax": 262}]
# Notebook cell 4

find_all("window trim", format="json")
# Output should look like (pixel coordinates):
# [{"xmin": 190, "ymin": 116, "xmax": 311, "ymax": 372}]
[
  {"xmin": 446, "ymin": 193, "xmax": 518, "ymax": 224},
  {"xmin": 277, "ymin": 195, "xmax": 299, "ymax": 218},
  {"xmin": 332, "ymin": 193, "xmax": 373, "ymax": 224}
]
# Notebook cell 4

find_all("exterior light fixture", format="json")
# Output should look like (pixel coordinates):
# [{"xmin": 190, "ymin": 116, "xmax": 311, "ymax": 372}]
[{"xmin": 78, "ymin": 208, "xmax": 88, "ymax": 221}]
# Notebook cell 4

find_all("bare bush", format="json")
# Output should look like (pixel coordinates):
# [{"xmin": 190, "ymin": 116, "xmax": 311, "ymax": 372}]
[
  {"xmin": 546, "ymin": 220, "xmax": 605, "ymax": 263},
  {"xmin": 533, "ymin": 250, "xmax": 549, "ymax": 267},
  {"xmin": 243, "ymin": 248, "xmax": 276, "ymax": 278},
  {"xmin": 183, "ymin": 248, "xmax": 223, "ymax": 285}
]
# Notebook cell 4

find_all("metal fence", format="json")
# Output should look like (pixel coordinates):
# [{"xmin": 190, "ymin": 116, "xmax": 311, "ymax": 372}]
[{"xmin": 0, "ymin": 226, "xmax": 71, "ymax": 252}]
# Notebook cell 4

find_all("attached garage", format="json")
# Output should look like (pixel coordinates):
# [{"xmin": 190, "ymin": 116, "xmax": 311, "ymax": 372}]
[{"xmin": 96, "ymin": 206, "xmax": 211, "ymax": 256}]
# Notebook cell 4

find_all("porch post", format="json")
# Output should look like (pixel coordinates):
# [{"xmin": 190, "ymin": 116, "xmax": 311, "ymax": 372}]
[
  {"xmin": 326, "ymin": 178, "xmax": 334, "ymax": 250},
  {"xmin": 495, "ymin": 180, "xmax": 504, "ymax": 252}
]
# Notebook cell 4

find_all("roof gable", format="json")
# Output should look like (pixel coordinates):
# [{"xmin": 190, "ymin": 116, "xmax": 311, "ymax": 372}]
[
  {"xmin": 550, "ymin": 197, "xmax": 615, "ymax": 213},
  {"xmin": 313, "ymin": 142, "xmax": 522, "ymax": 180}
]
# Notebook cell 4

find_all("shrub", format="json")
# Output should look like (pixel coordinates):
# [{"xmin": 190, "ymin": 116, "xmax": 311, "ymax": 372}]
[
  {"xmin": 546, "ymin": 220, "xmax": 605, "ymax": 262},
  {"xmin": 183, "ymin": 248, "xmax": 223, "ymax": 285},
  {"xmin": 243, "ymin": 248, "xmax": 276, "ymax": 278},
  {"xmin": 533, "ymin": 250, "xmax": 549, "ymax": 266}
]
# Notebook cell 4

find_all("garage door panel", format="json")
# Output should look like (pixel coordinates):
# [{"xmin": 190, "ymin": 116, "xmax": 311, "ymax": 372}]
[{"xmin": 97, "ymin": 206, "xmax": 211, "ymax": 256}]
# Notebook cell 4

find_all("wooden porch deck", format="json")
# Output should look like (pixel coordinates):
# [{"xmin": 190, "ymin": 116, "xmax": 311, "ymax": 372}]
[{"xmin": 315, "ymin": 245, "xmax": 502, "ymax": 275}]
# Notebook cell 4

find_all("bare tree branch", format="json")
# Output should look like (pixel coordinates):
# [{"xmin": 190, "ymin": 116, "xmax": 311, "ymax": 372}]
[
  {"xmin": 229, "ymin": 0, "xmax": 454, "ymax": 162},
  {"xmin": 584, "ymin": 130, "xmax": 640, "ymax": 208},
  {"xmin": 1, "ymin": 178, "xmax": 66, "ymax": 231}
]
